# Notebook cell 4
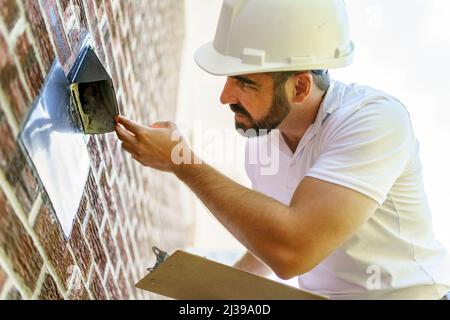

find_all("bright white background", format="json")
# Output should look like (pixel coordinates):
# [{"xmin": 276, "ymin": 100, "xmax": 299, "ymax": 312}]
[{"xmin": 176, "ymin": 0, "xmax": 450, "ymax": 264}]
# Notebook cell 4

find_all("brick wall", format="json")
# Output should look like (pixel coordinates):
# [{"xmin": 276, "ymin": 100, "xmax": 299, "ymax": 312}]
[{"xmin": 0, "ymin": 0, "xmax": 194, "ymax": 300}]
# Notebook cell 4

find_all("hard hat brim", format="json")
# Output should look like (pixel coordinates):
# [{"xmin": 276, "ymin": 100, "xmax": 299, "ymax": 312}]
[{"xmin": 195, "ymin": 42, "xmax": 355, "ymax": 76}]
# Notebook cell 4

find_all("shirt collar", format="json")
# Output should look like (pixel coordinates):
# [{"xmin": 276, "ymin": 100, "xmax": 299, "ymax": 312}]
[
  {"xmin": 314, "ymin": 79, "xmax": 341, "ymax": 128},
  {"xmin": 268, "ymin": 79, "xmax": 345, "ymax": 158}
]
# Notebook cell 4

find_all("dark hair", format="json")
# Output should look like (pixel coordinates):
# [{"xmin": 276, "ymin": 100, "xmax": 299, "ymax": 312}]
[{"xmin": 270, "ymin": 70, "xmax": 330, "ymax": 92}]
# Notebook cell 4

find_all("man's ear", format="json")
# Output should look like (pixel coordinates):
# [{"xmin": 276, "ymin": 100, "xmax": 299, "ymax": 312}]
[{"xmin": 292, "ymin": 72, "xmax": 313, "ymax": 104}]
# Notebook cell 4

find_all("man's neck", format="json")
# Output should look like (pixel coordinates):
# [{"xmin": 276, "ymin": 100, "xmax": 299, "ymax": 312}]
[{"xmin": 279, "ymin": 89, "xmax": 327, "ymax": 154}]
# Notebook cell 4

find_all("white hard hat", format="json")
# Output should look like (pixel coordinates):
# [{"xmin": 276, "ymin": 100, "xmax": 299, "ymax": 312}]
[{"xmin": 195, "ymin": 0, "xmax": 355, "ymax": 76}]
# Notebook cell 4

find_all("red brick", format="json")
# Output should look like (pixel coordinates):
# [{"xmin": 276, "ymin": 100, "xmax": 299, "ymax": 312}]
[
  {"xmin": 98, "ymin": 134, "xmax": 112, "ymax": 174},
  {"xmin": 0, "ymin": 190, "xmax": 43, "ymax": 292},
  {"xmin": 98, "ymin": 168, "xmax": 116, "ymax": 226},
  {"xmin": 88, "ymin": 266, "xmax": 106, "ymax": 300},
  {"xmin": 114, "ymin": 52, "xmax": 126, "ymax": 98},
  {"xmin": 0, "ymin": 0, "xmax": 189, "ymax": 302},
  {"xmin": 83, "ymin": 0, "xmax": 96, "ymax": 27},
  {"xmin": 85, "ymin": 1, "xmax": 100, "ymax": 61},
  {"xmin": 103, "ymin": 25, "xmax": 118, "ymax": 93},
  {"xmin": 60, "ymin": 0, "xmax": 88, "ymax": 51},
  {"xmin": 59, "ymin": 0, "xmax": 71, "ymax": 12},
  {"xmin": 24, "ymin": 0, "xmax": 56, "ymax": 72},
  {"xmin": 104, "ymin": 0, "xmax": 116, "ymax": 41},
  {"xmin": 121, "ymin": 179, "xmax": 137, "ymax": 221},
  {"xmin": 114, "ymin": 229, "xmax": 129, "ymax": 267},
  {"xmin": 104, "ymin": 268, "xmax": 121, "ymax": 300},
  {"xmin": 76, "ymin": 193, "xmax": 88, "ymax": 224},
  {"xmin": 127, "ymin": 3, "xmax": 136, "ymax": 38},
  {"xmin": 116, "ymin": 266, "xmax": 130, "ymax": 300},
  {"xmin": 119, "ymin": 1, "xmax": 130, "ymax": 37},
  {"xmin": 5, "ymin": 286, "xmax": 22, "ymax": 300},
  {"xmin": 112, "ymin": 180, "xmax": 126, "ymax": 224},
  {"xmin": 93, "ymin": 28, "xmax": 106, "ymax": 64},
  {"xmin": 0, "ymin": 109, "xmax": 16, "ymax": 170},
  {"xmin": 0, "ymin": 34, "xmax": 30, "ymax": 124},
  {"xmin": 38, "ymin": 273, "xmax": 64, "ymax": 300},
  {"xmin": 41, "ymin": 0, "xmax": 71, "ymax": 65},
  {"xmin": 14, "ymin": 33, "xmax": 44, "ymax": 100},
  {"xmin": 5, "ymin": 151, "xmax": 39, "ymax": 214},
  {"xmin": 67, "ymin": 269, "xmax": 89, "ymax": 300},
  {"xmin": 106, "ymin": 131, "xmax": 117, "ymax": 155},
  {"xmin": 124, "ymin": 228, "xmax": 136, "ymax": 263},
  {"xmin": 135, "ymin": 224, "xmax": 152, "ymax": 265},
  {"xmin": 34, "ymin": 203, "xmax": 75, "ymax": 289},
  {"xmin": 0, "ymin": 265, "xmax": 7, "ymax": 293},
  {"xmin": 112, "ymin": 139, "xmax": 124, "ymax": 172},
  {"xmin": 122, "ymin": 151, "xmax": 135, "ymax": 187},
  {"xmin": 95, "ymin": 0, "xmax": 104, "ymax": 20},
  {"xmin": 87, "ymin": 136, "xmax": 102, "ymax": 172},
  {"xmin": 84, "ymin": 215, "xmax": 107, "ymax": 276},
  {"xmin": 19, "ymin": 163, "xmax": 39, "ymax": 209},
  {"xmin": 100, "ymin": 220, "xmax": 118, "ymax": 266},
  {"xmin": 85, "ymin": 170, "xmax": 105, "ymax": 224},
  {"xmin": 68, "ymin": 219, "xmax": 91, "ymax": 281},
  {"xmin": 124, "ymin": 155, "xmax": 140, "ymax": 192},
  {"xmin": 126, "ymin": 265, "xmax": 138, "ymax": 299},
  {"xmin": 73, "ymin": 0, "xmax": 89, "ymax": 29},
  {"xmin": 82, "ymin": 0, "xmax": 106, "ymax": 64},
  {"xmin": 0, "ymin": 0, "xmax": 20, "ymax": 31}
]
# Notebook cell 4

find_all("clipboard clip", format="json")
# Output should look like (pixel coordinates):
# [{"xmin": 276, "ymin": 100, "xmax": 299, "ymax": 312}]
[{"xmin": 147, "ymin": 246, "xmax": 169, "ymax": 272}]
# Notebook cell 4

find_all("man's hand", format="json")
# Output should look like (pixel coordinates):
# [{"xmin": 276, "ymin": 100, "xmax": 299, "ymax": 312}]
[
  {"xmin": 114, "ymin": 115, "xmax": 195, "ymax": 173},
  {"xmin": 115, "ymin": 115, "xmax": 378, "ymax": 280}
]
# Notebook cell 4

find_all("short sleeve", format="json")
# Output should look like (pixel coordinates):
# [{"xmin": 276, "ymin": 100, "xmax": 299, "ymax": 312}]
[{"xmin": 305, "ymin": 101, "xmax": 414, "ymax": 206}]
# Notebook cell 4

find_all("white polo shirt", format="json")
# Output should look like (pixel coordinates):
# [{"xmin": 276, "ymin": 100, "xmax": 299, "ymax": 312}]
[{"xmin": 245, "ymin": 80, "xmax": 450, "ymax": 299}]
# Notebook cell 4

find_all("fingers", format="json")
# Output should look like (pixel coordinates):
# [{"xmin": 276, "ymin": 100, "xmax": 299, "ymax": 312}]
[
  {"xmin": 149, "ymin": 121, "xmax": 174, "ymax": 129},
  {"xmin": 149, "ymin": 123, "xmax": 165, "ymax": 129},
  {"xmin": 121, "ymin": 142, "xmax": 140, "ymax": 156},
  {"xmin": 132, "ymin": 154, "xmax": 144, "ymax": 166},
  {"xmin": 115, "ymin": 123, "xmax": 138, "ymax": 145},
  {"xmin": 115, "ymin": 115, "xmax": 145, "ymax": 135},
  {"xmin": 122, "ymin": 142, "xmax": 145, "ymax": 167},
  {"xmin": 115, "ymin": 115, "xmax": 156, "ymax": 167}
]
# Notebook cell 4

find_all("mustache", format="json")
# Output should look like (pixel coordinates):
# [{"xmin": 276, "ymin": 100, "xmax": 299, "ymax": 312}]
[{"xmin": 230, "ymin": 104, "xmax": 251, "ymax": 117}]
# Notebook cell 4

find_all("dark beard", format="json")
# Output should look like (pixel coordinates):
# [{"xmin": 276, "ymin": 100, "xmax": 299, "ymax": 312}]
[{"xmin": 232, "ymin": 84, "xmax": 291, "ymax": 138}]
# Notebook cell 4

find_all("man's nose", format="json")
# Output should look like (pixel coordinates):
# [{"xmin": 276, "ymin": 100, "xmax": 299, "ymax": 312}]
[{"xmin": 220, "ymin": 77, "xmax": 238, "ymax": 105}]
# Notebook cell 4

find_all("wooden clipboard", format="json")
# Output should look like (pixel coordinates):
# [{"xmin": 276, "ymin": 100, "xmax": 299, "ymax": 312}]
[{"xmin": 135, "ymin": 249, "xmax": 327, "ymax": 300}]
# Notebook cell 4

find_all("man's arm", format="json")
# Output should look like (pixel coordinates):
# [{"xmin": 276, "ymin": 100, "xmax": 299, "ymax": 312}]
[
  {"xmin": 234, "ymin": 251, "xmax": 273, "ymax": 277},
  {"xmin": 174, "ymin": 160, "xmax": 377, "ymax": 279},
  {"xmin": 115, "ymin": 116, "xmax": 378, "ymax": 279}
]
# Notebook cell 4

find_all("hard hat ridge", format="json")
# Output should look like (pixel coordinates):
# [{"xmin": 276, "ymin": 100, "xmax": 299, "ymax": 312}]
[{"xmin": 195, "ymin": 0, "xmax": 354, "ymax": 76}]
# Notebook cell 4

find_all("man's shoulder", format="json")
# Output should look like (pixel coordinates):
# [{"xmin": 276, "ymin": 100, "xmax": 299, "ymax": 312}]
[{"xmin": 325, "ymin": 81, "xmax": 411, "ymax": 134}]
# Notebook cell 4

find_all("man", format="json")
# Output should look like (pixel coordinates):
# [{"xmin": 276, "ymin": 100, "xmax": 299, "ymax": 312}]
[{"xmin": 115, "ymin": 0, "xmax": 450, "ymax": 299}]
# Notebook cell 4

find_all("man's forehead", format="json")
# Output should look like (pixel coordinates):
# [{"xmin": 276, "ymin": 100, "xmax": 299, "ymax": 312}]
[
  {"xmin": 230, "ymin": 73, "xmax": 272, "ymax": 85},
  {"xmin": 237, "ymin": 72, "xmax": 272, "ymax": 79}
]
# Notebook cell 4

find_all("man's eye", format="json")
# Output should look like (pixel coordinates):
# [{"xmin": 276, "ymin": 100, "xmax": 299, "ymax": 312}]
[{"xmin": 239, "ymin": 81, "xmax": 255, "ymax": 90}]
